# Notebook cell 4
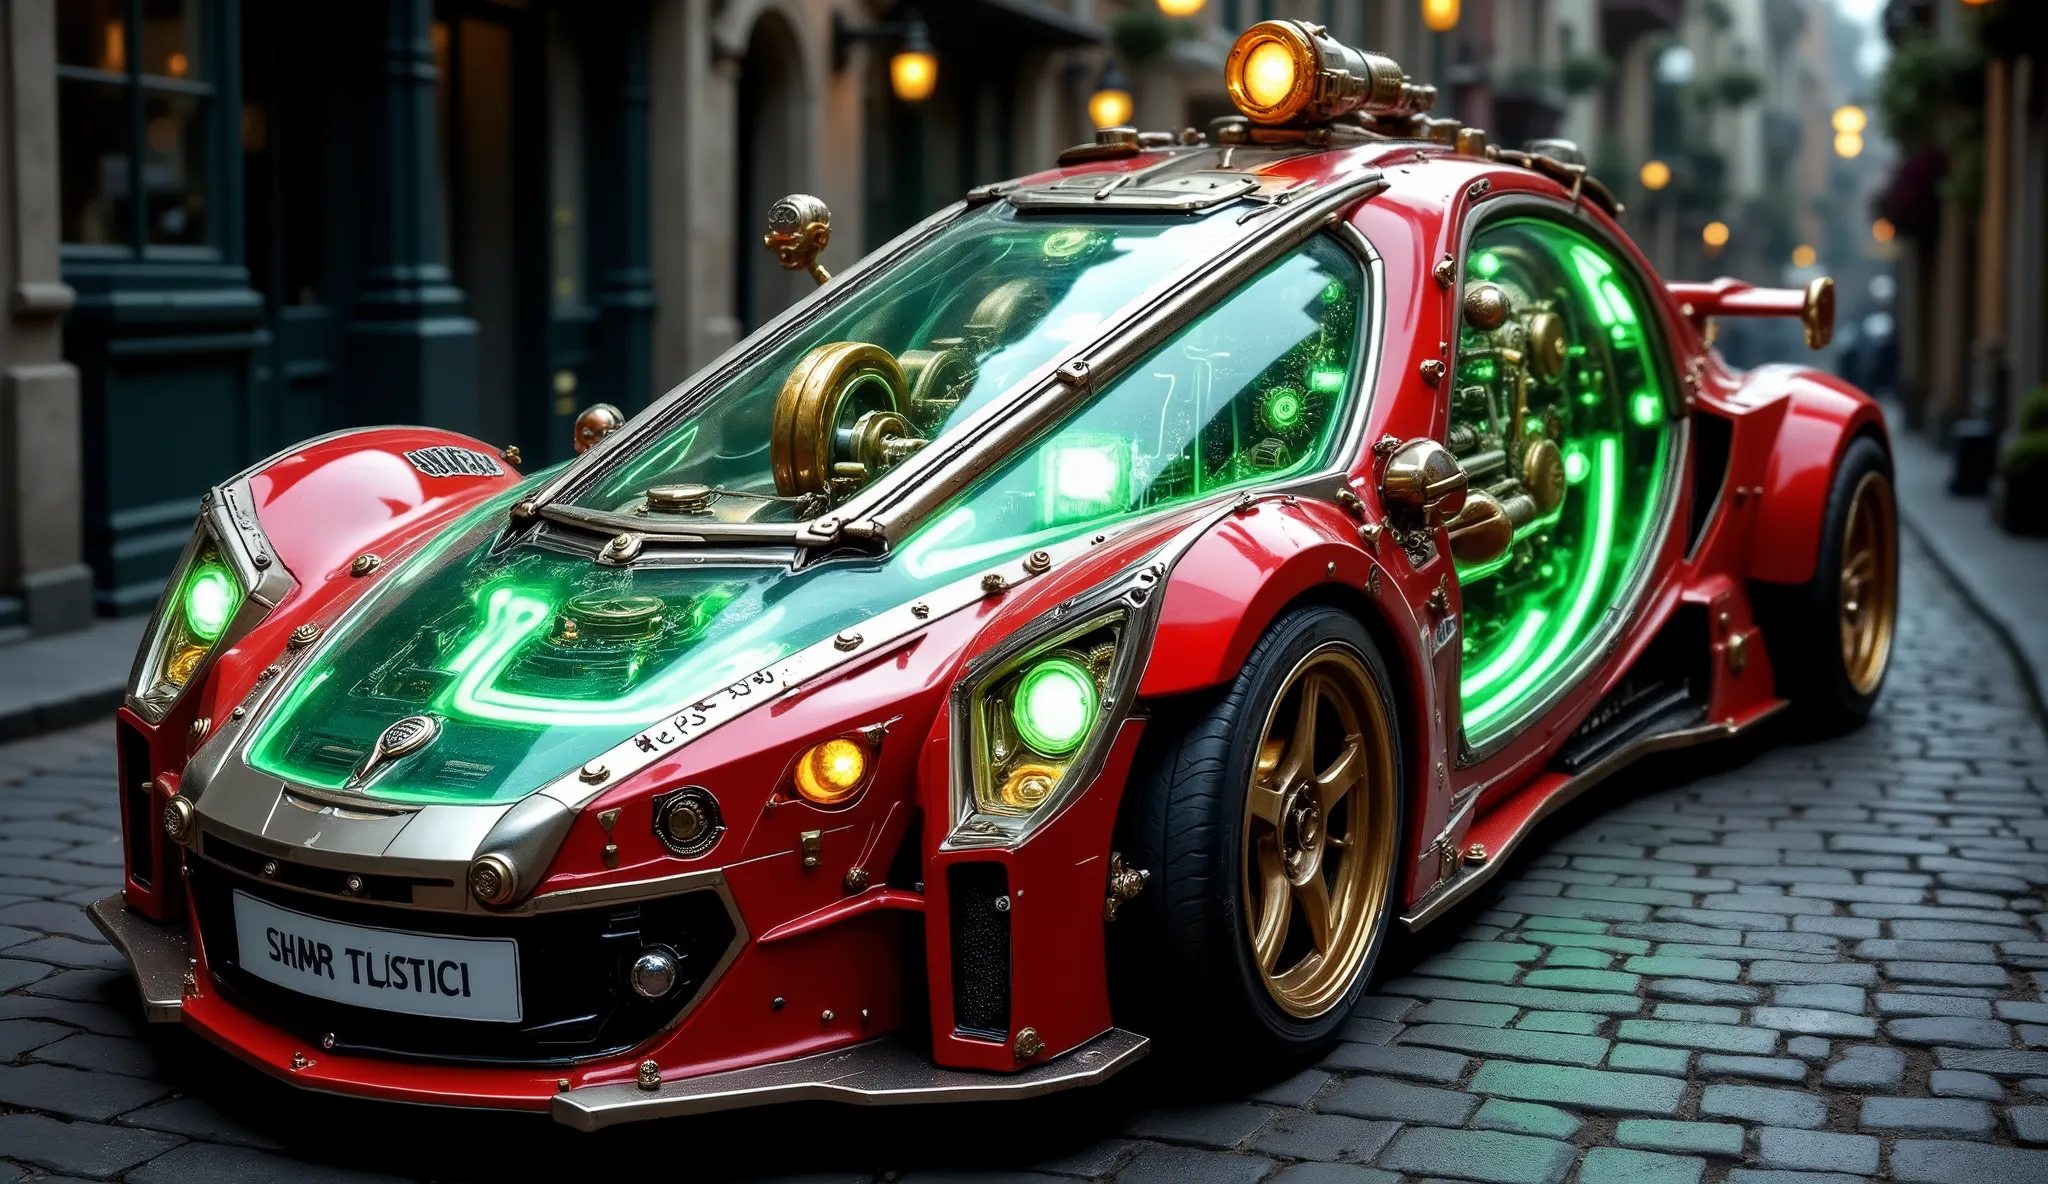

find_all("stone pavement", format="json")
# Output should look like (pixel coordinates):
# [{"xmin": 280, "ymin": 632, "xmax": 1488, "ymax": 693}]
[{"xmin": 1, "ymin": 532, "xmax": 2045, "ymax": 1182}]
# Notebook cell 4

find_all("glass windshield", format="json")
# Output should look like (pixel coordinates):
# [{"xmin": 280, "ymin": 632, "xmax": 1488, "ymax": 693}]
[{"xmin": 566, "ymin": 204, "xmax": 1247, "ymax": 524}]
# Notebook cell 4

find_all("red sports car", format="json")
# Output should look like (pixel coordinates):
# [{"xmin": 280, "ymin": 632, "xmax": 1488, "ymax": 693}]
[{"xmin": 94, "ymin": 20, "xmax": 1893, "ymax": 1129}]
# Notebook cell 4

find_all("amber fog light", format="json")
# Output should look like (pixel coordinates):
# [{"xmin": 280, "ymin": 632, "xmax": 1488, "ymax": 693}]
[
  {"xmin": 793, "ymin": 737, "xmax": 868, "ymax": 806},
  {"xmin": 468, "ymin": 854, "xmax": 517, "ymax": 906},
  {"xmin": 162, "ymin": 795, "xmax": 195, "ymax": 845}
]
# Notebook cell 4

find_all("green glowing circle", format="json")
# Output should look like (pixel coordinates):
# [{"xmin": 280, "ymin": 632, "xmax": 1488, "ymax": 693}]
[
  {"xmin": 1042, "ymin": 228, "xmax": 1092, "ymax": 259},
  {"xmin": 183, "ymin": 565, "xmax": 237, "ymax": 642},
  {"xmin": 1264, "ymin": 388, "xmax": 1304, "ymax": 431},
  {"xmin": 1631, "ymin": 392, "xmax": 1662, "ymax": 426},
  {"xmin": 1012, "ymin": 657, "xmax": 1098, "ymax": 757},
  {"xmin": 1564, "ymin": 449, "xmax": 1591, "ymax": 484},
  {"xmin": 1475, "ymin": 252, "xmax": 1502, "ymax": 278}
]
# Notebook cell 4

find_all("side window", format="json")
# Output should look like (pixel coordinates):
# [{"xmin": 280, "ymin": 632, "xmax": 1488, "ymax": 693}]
[
  {"xmin": 1451, "ymin": 217, "xmax": 1674, "ymax": 741},
  {"xmin": 901, "ymin": 233, "xmax": 1368, "ymax": 579}
]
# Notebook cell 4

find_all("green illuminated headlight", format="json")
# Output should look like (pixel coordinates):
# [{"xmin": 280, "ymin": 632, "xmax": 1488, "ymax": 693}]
[
  {"xmin": 1262, "ymin": 388, "xmax": 1305, "ymax": 432},
  {"xmin": 183, "ymin": 564, "xmax": 240, "ymax": 642},
  {"xmin": 965, "ymin": 614, "xmax": 1125, "ymax": 832},
  {"xmin": 132, "ymin": 529, "xmax": 259, "ymax": 721},
  {"xmin": 1011, "ymin": 657, "xmax": 1098, "ymax": 757}
]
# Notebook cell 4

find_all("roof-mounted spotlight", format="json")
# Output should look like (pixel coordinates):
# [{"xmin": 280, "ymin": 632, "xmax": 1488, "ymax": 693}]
[{"xmin": 1224, "ymin": 20, "xmax": 1432, "ymax": 127}]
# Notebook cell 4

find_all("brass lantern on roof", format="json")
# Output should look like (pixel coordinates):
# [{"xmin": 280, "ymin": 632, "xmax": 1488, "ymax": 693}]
[{"xmin": 1224, "ymin": 20, "xmax": 1422, "ymax": 126}]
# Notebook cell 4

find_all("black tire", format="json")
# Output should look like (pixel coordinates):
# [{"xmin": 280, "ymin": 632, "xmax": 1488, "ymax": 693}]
[
  {"xmin": 1754, "ymin": 435, "xmax": 1898, "ymax": 734},
  {"xmin": 1111, "ymin": 605, "xmax": 1404, "ymax": 1065}
]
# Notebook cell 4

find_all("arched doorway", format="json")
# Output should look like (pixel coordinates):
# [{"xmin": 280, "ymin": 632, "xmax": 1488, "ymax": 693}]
[{"xmin": 735, "ymin": 12, "xmax": 808, "ymax": 335}]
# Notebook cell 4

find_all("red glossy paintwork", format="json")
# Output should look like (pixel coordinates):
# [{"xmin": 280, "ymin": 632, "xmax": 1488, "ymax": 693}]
[{"xmin": 113, "ymin": 136, "xmax": 1889, "ymax": 1112}]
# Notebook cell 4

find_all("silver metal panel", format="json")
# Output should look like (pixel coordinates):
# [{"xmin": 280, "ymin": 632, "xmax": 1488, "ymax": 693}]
[
  {"xmin": 1007, "ymin": 170, "xmax": 1262, "ymax": 211},
  {"xmin": 87, "ymin": 896, "xmax": 187, "ymax": 1023},
  {"xmin": 551, "ymin": 1027, "xmax": 1149, "ymax": 1130},
  {"xmin": 384, "ymin": 803, "xmax": 507, "ymax": 864}
]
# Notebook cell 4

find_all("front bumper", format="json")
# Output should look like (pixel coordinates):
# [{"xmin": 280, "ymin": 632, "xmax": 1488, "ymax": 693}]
[{"xmin": 90, "ymin": 893, "xmax": 1149, "ymax": 1126}]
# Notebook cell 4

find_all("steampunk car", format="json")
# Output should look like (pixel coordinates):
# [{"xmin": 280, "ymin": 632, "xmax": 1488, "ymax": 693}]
[{"xmin": 94, "ymin": 20, "xmax": 1893, "ymax": 1128}]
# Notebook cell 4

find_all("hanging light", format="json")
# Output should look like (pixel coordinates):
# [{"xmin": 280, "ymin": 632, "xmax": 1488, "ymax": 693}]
[
  {"xmin": 1639, "ymin": 160, "xmax": 1672, "ymax": 191},
  {"xmin": 1834, "ymin": 130, "xmax": 1863, "ymax": 158},
  {"xmin": 1872, "ymin": 218, "xmax": 1896, "ymax": 243},
  {"xmin": 889, "ymin": 12, "xmax": 938, "ymax": 103},
  {"xmin": 1792, "ymin": 244, "xmax": 1818, "ymax": 268},
  {"xmin": 1702, "ymin": 221, "xmax": 1731, "ymax": 254},
  {"xmin": 1831, "ymin": 105, "xmax": 1867, "ymax": 134},
  {"xmin": 1088, "ymin": 60, "xmax": 1135, "ymax": 129},
  {"xmin": 1422, "ymin": 0, "xmax": 1460, "ymax": 33},
  {"xmin": 1157, "ymin": 0, "xmax": 1206, "ymax": 15}
]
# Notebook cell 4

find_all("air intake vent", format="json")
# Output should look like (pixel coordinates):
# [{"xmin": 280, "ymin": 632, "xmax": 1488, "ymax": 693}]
[
  {"xmin": 948, "ymin": 862, "xmax": 1012, "ymax": 1039},
  {"xmin": 1687, "ymin": 411, "xmax": 1734, "ymax": 557}
]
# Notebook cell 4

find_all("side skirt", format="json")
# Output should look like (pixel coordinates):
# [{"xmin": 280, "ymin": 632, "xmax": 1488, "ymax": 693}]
[{"xmin": 1400, "ymin": 698, "xmax": 1787, "ymax": 930}]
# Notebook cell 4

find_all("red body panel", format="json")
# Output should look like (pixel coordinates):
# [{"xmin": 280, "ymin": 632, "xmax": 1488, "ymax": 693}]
[{"xmin": 108, "ymin": 138, "xmax": 1885, "ymax": 1113}]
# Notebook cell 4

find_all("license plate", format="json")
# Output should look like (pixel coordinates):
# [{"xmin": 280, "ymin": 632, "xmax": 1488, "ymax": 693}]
[{"xmin": 231, "ymin": 890, "xmax": 521, "ymax": 1023}]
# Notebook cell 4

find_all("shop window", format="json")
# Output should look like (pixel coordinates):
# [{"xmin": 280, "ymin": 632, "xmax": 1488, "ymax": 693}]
[{"xmin": 58, "ymin": 0, "xmax": 215, "ymax": 249}]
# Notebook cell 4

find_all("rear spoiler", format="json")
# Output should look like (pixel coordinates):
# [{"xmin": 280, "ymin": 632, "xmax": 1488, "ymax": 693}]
[{"xmin": 1666, "ymin": 276, "xmax": 1835, "ymax": 350}]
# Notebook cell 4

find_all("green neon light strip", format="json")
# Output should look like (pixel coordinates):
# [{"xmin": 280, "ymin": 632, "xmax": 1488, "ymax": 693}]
[
  {"xmin": 1461, "ymin": 609, "xmax": 1550, "ymax": 699},
  {"xmin": 1465, "ymin": 435, "xmax": 1621, "ymax": 730}
]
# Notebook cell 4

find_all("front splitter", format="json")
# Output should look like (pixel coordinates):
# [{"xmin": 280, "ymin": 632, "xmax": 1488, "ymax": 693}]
[{"xmin": 551, "ymin": 1028, "xmax": 1151, "ymax": 1130}]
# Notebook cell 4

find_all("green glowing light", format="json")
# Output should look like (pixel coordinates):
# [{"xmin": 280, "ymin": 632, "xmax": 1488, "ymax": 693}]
[
  {"xmin": 1476, "ymin": 252, "xmax": 1502, "ymax": 278},
  {"xmin": 1631, "ymin": 392, "xmax": 1663, "ymax": 426},
  {"xmin": 182, "ymin": 564, "xmax": 239, "ymax": 642},
  {"xmin": 1308, "ymin": 366, "xmax": 1345, "ymax": 393},
  {"xmin": 1564, "ymin": 447, "xmax": 1591, "ymax": 484},
  {"xmin": 1038, "ymin": 435, "xmax": 1132, "ymax": 527},
  {"xmin": 1042, "ymin": 228, "xmax": 1093, "ymax": 259},
  {"xmin": 1465, "ymin": 436, "xmax": 1622, "ymax": 731},
  {"xmin": 1461, "ymin": 610, "xmax": 1550, "ymax": 699},
  {"xmin": 1321, "ymin": 281, "xmax": 1346, "ymax": 306},
  {"xmin": 1264, "ymin": 388, "xmax": 1305, "ymax": 430},
  {"xmin": 1466, "ymin": 359, "xmax": 1497, "ymax": 383},
  {"xmin": 1012, "ymin": 657, "xmax": 1098, "ymax": 756}
]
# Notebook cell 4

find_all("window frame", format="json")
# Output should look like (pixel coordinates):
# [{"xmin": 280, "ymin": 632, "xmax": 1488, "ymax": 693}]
[
  {"xmin": 57, "ymin": 0, "xmax": 228, "ymax": 260},
  {"xmin": 1446, "ymin": 193, "xmax": 1690, "ymax": 762}
]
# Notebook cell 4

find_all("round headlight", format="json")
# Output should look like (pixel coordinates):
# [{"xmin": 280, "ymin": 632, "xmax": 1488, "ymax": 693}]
[
  {"xmin": 1224, "ymin": 20, "xmax": 1415, "ymax": 127},
  {"xmin": 1012, "ymin": 657, "xmax": 1099, "ymax": 757},
  {"xmin": 183, "ymin": 564, "xmax": 238, "ymax": 643},
  {"xmin": 467, "ymin": 854, "xmax": 517, "ymax": 906},
  {"xmin": 630, "ymin": 948, "xmax": 680, "ymax": 999},
  {"xmin": 793, "ymin": 737, "xmax": 868, "ymax": 806}
]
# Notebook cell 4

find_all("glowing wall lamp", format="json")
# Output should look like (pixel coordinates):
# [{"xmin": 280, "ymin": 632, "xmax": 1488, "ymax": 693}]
[
  {"xmin": 1872, "ymin": 218, "xmax": 1896, "ymax": 244},
  {"xmin": 1832, "ymin": 104, "xmax": 1866, "ymax": 159},
  {"xmin": 1639, "ymin": 160, "xmax": 1671, "ymax": 191},
  {"xmin": 835, "ymin": 8, "xmax": 938, "ymax": 103},
  {"xmin": 1088, "ymin": 61, "xmax": 1135, "ymax": 129},
  {"xmin": 1422, "ymin": 0, "xmax": 1461, "ymax": 33},
  {"xmin": 1702, "ymin": 220, "xmax": 1730, "ymax": 256}
]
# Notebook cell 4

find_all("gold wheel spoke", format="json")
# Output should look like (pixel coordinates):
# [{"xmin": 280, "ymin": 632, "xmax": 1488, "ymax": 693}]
[
  {"xmin": 1249, "ymin": 780, "xmax": 1287, "ymax": 829},
  {"xmin": 1315, "ymin": 735, "xmax": 1363, "ymax": 815},
  {"xmin": 1275, "ymin": 674, "xmax": 1322, "ymax": 790},
  {"xmin": 1251, "ymin": 841, "xmax": 1290, "ymax": 972},
  {"xmin": 1296, "ymin": 873, "xmax": 1334, "ymax": 955}
]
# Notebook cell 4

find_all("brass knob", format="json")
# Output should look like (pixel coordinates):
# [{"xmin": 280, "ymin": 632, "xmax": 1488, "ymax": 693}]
[
  {"xmin": 1525, "ymin": 312, "xmax": 1569, "ymax": 382},
  {"xmin": 1521, "ymin": 438, "xmax": 1567, "ymax": 514},
  {"xmin": 1446, "ymin": 491, "xmax": 1514, "ymax": 565},
  {"xmin": 764, "ymin": 193, "xmax": 833, "ymax": 286},
  {"xmin": 644, "ymin": 484, "xmax": 714, "ymax": 515},
  {"xmin": 1380, "ymin": 439, "xmax": 1468, "ymax": 529},
  {"xmin": 574, "ymin": 403, "xmax": 625, "ymax": 454},
  {"xmin": 1463, "ymin": 283, "xmax": 1510, "ymax": 331}
]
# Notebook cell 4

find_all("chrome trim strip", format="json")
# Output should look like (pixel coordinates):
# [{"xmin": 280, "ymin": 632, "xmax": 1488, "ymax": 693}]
[
  {"xmin": 87, "ymin": 896, "xmax": 188, "ymax": 1023},
  {"xmin": 551, "ymin": 1027, "xmax": 1150, "ymax": 1130},
  {"xmin": 1402, "ymin": 700, "xmax": 1787, "ymax": 929}
]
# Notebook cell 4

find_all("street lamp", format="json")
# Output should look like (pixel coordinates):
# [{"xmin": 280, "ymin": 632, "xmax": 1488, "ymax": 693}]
[
  {"xmin": 1422, "ymin": 0, "xmax": 1460, "ymax": 34},
  {"xmin": 1872, "ymin": 218, "xmax": 1896, "ymax": 244},
  {"xmin": 1640, "ymin": 160, "xmax": 1672, "ymax": 191},
  {"xmin": 1703, "ymin": 221, "xmax": 1730, "ymax": 256},
  {"xmin": 1832, "ymin": 105, "xmax": 1866, "ymax": 158},
  {"xmin": 1157, "ymin": 0, "xmax": 1206, "ymax": 15},
  {"xmin": 1792, "ymin": 244, "xmax": 1817, "ymax": 268},
  {"xmin": 835, "ymin": 9, "xmax": 938, "ymax": 104},
  {"xmin": 1088, "ymin": 61, "xmax": 1135, "ymax": 130}
]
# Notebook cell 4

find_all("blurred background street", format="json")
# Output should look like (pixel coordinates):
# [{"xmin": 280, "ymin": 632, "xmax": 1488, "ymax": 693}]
[{"xmin": 0, "ymin": 0, "xmax": 2045, "ymax": 1179}]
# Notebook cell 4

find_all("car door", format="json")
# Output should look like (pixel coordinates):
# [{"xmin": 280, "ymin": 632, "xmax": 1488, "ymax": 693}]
[{"xmin": 1445, "ymin": 209, "xmax": 1679, "ymax": 751}]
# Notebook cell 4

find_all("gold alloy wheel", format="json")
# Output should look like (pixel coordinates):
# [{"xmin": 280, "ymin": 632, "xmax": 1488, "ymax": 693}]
[
  {"xmin": 1838, "ymin": 470, "xmax": 1899, "ymax": 696},
  {"xmin": 1241, "ymin": 644, "xmax": 1398, "ymax": 1019}
]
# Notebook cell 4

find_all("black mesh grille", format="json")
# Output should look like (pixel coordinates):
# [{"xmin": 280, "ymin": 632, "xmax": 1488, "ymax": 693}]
[
  {"xmin": 948, "ymin": 862, "xmax": 1011, "ymax": 1038},
  {"xmin": 1687, "ymin": 410, "xmax": 1734, "ymax": 557},
  {"xmin": 188, "ymin": 858, "xmax": 736, "ymax": 1065}
]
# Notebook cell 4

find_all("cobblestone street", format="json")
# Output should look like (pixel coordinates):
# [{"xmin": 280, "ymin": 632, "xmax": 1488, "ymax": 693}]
[{"xmin": 1, "ymin": 533, "xmax": 2045, "ymax": 1183}]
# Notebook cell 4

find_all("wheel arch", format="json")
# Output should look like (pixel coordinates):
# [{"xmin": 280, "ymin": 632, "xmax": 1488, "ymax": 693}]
[{"xmin": 1745, "ymin": 368, "xmax": 1889, "ymax": 586}]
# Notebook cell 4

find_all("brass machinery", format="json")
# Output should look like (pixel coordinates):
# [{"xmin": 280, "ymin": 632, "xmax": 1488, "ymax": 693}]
[{"xmin": 1442, "ymin": 280, "xmax": 1571, "ymax": 570}]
